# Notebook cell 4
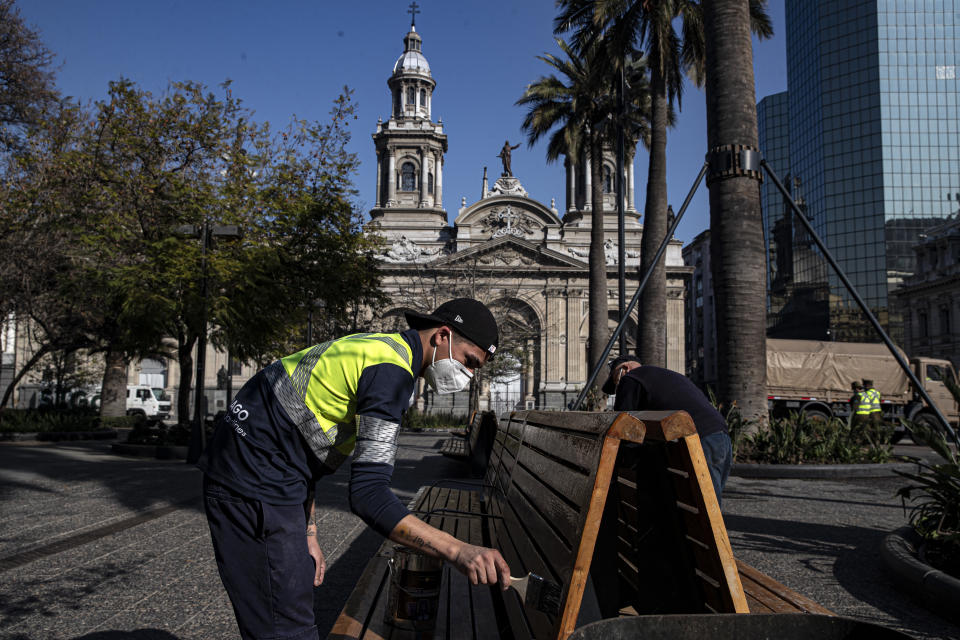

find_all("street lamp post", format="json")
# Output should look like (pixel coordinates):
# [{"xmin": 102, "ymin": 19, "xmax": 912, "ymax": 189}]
[{"xmin": 179, "ymin": 222, "xmax": 241, "ymax": 464}]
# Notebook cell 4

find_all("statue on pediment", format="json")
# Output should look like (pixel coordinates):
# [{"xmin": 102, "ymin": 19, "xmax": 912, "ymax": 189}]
[{"xmin": 381, "ymin": 235, "xmax": 442, "ymax": 263}]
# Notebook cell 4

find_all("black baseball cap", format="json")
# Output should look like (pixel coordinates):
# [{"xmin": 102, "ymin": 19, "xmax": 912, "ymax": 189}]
[
  {"xmin": 405, "ymin": 298, "xmax": 499, "ymax": 358},
  {"xmin": 601, "ymin": 354, "xmax": 642, "ymax": 395}
]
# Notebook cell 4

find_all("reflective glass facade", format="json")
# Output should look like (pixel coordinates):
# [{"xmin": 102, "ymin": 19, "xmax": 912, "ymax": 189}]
[{"xmin": 770, "ymin": 0, "xmax": 960, "ymax": 342}]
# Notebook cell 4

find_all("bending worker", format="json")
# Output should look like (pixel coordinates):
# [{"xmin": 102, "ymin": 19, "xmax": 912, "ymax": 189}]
[
  {"xmin": 198, "ymin": 298, "xmax": 510, "ymax": 640},
  {"xmin": 601, "ymin": 354, "xmax": 732, "ymax": 500}
]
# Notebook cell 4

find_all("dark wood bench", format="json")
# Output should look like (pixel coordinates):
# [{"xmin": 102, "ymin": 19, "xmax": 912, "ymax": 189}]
[
  {"xmin": 439, "ymin": 410, "xmax": 497, "ymax": 477},
  {"xmin": 328, "ymin": 410, "xmax": 831, "ymax": 640},
  {"xmin": 591, "ymin": 411, "xmax": 833, "ymax": 618},
  {"xmin": 331, "ymin": 410, "xmax": 672, "ymax": 639}
]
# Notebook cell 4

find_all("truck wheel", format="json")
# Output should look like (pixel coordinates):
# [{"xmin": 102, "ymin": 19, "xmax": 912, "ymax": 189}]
[
  {"xmin": 802, "ymin": 408, "xmax": 830, "ymax": 423},
  {"xmin": 909, "ymin": 413, "xmax": 939, "ymax": 446}
]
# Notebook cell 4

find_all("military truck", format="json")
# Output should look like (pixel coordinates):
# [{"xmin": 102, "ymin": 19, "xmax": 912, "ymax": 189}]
[{"xmin": 766, "ymin": 339, "xmax": 959, "ymax": 437}]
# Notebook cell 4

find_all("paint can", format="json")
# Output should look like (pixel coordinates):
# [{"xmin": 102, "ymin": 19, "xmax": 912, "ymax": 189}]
[{"xmin": 383, "ymin": 545, "xmax": 443, "ymax": 632}]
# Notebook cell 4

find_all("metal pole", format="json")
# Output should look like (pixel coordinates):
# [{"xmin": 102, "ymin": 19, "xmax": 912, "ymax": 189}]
[
  {"xmin": 570, "ymin": 162, "xmax": 708, "ymax": 411},
  {"xmin": 617, "ymin": 65, "xmax": 627, "ymax": 356},
  {"xmin": 225, "ymin": 352, "xmax": 233, "ymax": 407},
  {"xmin": 762, "ymin": 159, "xmax": 960, "ymax": 448},
  {"xmin": 187, "ymin": 222, "xmax": 209, "ymax": 464}
]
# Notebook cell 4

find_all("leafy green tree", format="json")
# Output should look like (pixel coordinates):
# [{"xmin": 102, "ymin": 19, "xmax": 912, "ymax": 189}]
[
  {"xmin": 0, "ymin": 101, "xmax": 95, "ymax": 412},
  {"xmin": 518, "ymin": 39, "xmax": 653, "ymax": 405},
  {"xmin": 0, "ymin": 0, "xmax": 59, "ymax": 154}
]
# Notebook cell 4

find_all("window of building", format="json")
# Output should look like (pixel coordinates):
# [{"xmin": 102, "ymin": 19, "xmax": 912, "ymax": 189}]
[
  {"xmin": 940, "ymin": 305, "xmax": 951, "ymax": 335},
  {"xmin": 428, "ymin": 172, "xmax": 434, "ymax": 194},
  {"xmin": 602, "ymin": 165, "xmax": 613, "ymax": 193},
  {"xmin": 695, "ymin": 276, "xmax": 703, "ymax": 309},
  {"xmin": 918, "ymin": 309, "xmax": 928, "ymax": 338},
  {"xmin": 401, "ymin": 162, "xmax": 417, "ymax": 191},
  {"xmin": 406, "ymin": 86, "xmax": 415, "ymax": 107},
  {"xmin": 420, "ymin": 88, "xmax": 426, "ymax": 108}
]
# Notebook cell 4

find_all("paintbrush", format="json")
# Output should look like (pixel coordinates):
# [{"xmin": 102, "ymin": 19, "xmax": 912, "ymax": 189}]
[{"xmin": 509, "ymin": 572, "xmax": 562, "ymax": 616}]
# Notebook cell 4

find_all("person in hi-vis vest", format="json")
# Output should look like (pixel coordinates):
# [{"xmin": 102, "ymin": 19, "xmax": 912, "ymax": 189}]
[
  {"xmin": 198, "ymin": 298, "xmax": 510, "ymax": 640},
  {"xmin": 861, "ymin": 378, "xmax": 882, "ymax": 427}
]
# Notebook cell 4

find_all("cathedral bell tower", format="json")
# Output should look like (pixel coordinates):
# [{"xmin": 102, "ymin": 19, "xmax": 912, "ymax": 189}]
[{"xmin": 369, "ymin": 8, "xmax": 448, "ymax": 243}]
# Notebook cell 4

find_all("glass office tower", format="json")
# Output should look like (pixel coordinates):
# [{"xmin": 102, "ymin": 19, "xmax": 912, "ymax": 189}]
[{"xmin": 775, "ymin": 0, "xmax": 960, "ymax": 342}]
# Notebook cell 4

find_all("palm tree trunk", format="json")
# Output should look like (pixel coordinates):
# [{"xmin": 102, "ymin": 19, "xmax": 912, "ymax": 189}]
[
  {"xmin": 587, "ymin": 136, "xmax": 609, "ymax": 407},
  {"xmin": 703, "ymin": 0, "xmax": 767, "ymax": 425},
  {"xmin": 638, "ymin": 62, "xmax": 669, "ymax": 367}
]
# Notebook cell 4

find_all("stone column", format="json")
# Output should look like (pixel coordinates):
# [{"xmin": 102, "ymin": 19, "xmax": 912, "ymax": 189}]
[
  {"xmin": 544, "ymin": 286, "xmax": 567, "ymax": 405},
  {"xmin": 566, "ymin": 159, "xmax": 575, "ymax": 212},
  {"xmin": 387, "ymin": 149, "xmax": 397, "ymax": 207},
  {"xmin": 566, "ymin": 289, "xmax": 584, "ymax": 387},
  {"xmin": 419, "ymin": 147, "xmax": 428, "ymax": 207},
  {"xmin": 584, "ymin": 156, "xmax": 592, "ymax": 211},
  {"xmin": 435, "ymin": 151, "xmax": 443, "ymax": 209},
  {"xmin": 627, "ymin": 160, "xmax": 636, "ymax": 211},
  {"xmin": 375, "ymin": 150, "xmax": 382, "ymax": 208},
  {"xmin": 524, "ymin": 338, "xmax": 535, "ymax": 406}
]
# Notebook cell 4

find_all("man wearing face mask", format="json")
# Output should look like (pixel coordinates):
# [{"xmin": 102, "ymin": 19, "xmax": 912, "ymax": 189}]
[{"xmin": 198, "ymin": 298, "xmax": 510, "ymax": 640}]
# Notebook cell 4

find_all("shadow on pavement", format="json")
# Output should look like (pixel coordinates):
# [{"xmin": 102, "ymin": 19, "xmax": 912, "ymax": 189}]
[
  {"xmin": 71, "ymin": 631, "xmax": 183, "ymax": 639},
  {"xmin": 0, "ymin": 442, "xmax": 203, "ymax": 516},
  {"xmin": 726, "ymin": 512, "xmax": 960, "ymax": 640}
]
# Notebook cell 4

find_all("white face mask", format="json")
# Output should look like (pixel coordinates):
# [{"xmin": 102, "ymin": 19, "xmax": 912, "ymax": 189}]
[{"xmin": 424, "ymin": 333, "xmax": 473, "ymax": 394}]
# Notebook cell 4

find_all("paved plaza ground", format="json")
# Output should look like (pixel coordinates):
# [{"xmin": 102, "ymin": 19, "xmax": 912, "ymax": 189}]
[{"xmin": 0, "ymin": 432, "xmax": 957, "ymax": 640}]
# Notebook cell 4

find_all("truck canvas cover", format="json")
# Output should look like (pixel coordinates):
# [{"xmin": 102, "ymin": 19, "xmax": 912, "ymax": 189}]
[{"xmin": 767, "ymin": 339, "xmax": 910, "ymax": 400}]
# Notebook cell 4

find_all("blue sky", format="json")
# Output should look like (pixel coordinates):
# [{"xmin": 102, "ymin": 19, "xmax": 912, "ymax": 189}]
[{"xmin": 19, "ymin": 0, "xmax": 788, "ymax": 245}]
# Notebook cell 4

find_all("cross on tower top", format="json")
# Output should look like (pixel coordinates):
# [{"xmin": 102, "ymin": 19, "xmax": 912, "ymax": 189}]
[{"xmin": 407, "ymin": 1, "xmax": 420, "ymax": 27}]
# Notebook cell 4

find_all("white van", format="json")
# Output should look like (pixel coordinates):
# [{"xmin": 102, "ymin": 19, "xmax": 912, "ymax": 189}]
[{"xmin": 126, "ymin": 384, "xmax": 171, "ymax": 420}]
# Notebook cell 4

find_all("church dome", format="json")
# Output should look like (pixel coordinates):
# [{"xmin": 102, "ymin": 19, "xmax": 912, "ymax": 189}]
[
  {"xmin": 393, "ymin": 27, "xmax": 431, "ymax": 76},
  {"xmin": 393, "ymin": 49, "xmax": 430, "ymax": 74}
]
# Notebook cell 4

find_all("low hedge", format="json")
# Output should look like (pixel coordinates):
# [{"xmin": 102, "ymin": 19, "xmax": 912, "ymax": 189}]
[{"xmin": 730, "ymin": 411, "xmax": 894, "ymax": 465}]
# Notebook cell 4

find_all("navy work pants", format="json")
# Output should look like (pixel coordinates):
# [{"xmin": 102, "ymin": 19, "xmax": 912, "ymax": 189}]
[{"xmin": 203, "ymin": 477, "xmax": 319, "ymax": 640}]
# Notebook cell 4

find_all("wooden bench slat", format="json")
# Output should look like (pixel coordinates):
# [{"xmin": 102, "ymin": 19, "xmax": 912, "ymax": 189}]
[
  {"xmin": 508, "ymin": 456, "xmax": 587, "ymax": 546},
  {"xmin": 736, "ymin": 560, "xmax": 834, "ymax": 615},
  {"xmin": 516, "ymin": 410, "xmax": 619, "ymax": 435},
  {"xmin": 514, "ymin": 423, "xmax": 607, "ymax": 473},
  {"xmin": 327, "ymin": 553, "xmax": 391, "ymax": 640}
]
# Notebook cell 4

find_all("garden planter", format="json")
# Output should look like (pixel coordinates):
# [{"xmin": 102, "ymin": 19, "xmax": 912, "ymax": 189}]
[{"xmin": 881, "ymin": 526, "xmax": 960, "ymax": 623}]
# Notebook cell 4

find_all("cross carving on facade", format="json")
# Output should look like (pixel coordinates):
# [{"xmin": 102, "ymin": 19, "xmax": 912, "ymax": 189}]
[{"xmin": 408, "ymin": 2, "xmax": 420, "ymax": 26}]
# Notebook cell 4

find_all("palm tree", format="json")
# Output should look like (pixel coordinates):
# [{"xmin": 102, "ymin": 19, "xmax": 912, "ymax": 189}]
[
  {"xmin": 701, "ymin": 0, "xmax": 769, "ymax": 424},
  {"xmin": 556, "ymin": 0, "xmax": 771, "ymax": 370},
  {"xmin": 518, "ymin": 39, "xmax": 652, "ymax": 405}
]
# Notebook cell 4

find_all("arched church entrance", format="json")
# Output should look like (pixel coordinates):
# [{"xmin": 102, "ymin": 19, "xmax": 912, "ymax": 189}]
[{"xmin": 487, "ymin": 297, "xmax": 541, "ymax": 415}]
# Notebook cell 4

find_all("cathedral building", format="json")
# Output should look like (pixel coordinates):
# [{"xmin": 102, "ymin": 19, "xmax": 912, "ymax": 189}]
[{"xmin": 367, "ymin": 20, "xmax": 691, "ymax": 412}]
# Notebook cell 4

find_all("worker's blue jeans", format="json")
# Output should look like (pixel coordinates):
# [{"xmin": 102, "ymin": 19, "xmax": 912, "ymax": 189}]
[
  {"xmin": 699, "ymin": 431, "xmax": 732, "ymax": 507},
  {"xmin": 203, "ymin": 477, "xmax": 319, "ymax": 640}
]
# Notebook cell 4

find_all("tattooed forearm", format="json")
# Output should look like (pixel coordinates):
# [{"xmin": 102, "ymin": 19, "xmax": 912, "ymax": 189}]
[
  {"xmin": 396, "ymin": 526, "xmax": 436, "ymax": 552},
  {"xmin": 305, "ymin": 485, "xmax": 318, "ymax": 537}
]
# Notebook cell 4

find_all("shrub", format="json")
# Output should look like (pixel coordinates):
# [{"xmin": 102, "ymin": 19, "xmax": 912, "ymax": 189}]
[
  {"xmin": 127, "ymin": 420, "xmax": 204, "ymax": 446},
  {"xmin": 402, "ymin": 409, "xmax": 468, "ymax": 431},
  {"xmin": 734, "ymin": 412, "xmax": 894, "ymax": 464},
  {"xmin": 0, "ymin": 407, "xmax": 104, "ymax": 433},
  {"xmin": 895, "ymin": 379, "xmax": 960, "ymax": 578}
]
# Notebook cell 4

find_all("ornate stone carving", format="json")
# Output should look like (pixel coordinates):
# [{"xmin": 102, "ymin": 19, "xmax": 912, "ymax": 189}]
[
  {"xmin": 479, "ymin": 205, "xmax": 540, "ymax": 239},
  {"xmin": 566, "ymin": 240, "xmax": 640, "ymax": 264},
  {"xmin": 476, "ymin": 246, "xmax": 536, "ymax": 267},
  {"xmin": 380, "ymin": 235, "xmax": 443, "ymax": 263},
  {"xmin": 485, "ymin": 176, "xmax": 528, "ymax": 198}
]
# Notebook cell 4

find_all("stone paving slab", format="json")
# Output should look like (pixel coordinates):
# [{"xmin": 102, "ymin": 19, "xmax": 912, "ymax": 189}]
[{"xmin": 1, "ymin": 433, "xmax": 957, "ymax": 640}]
